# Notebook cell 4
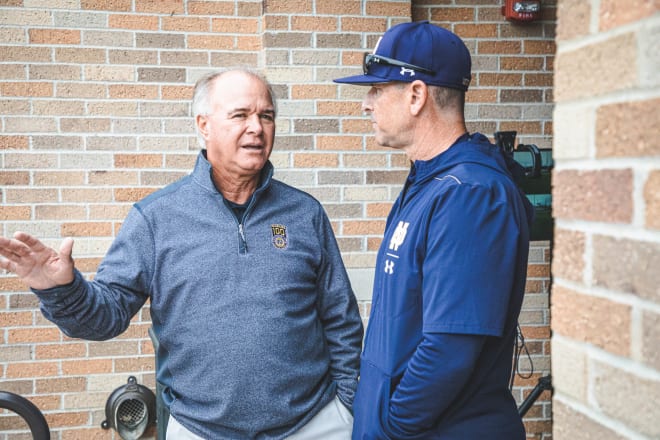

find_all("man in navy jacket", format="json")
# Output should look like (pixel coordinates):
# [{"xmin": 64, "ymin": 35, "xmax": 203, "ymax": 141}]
[{"xmin": 335, "ymin": 22, "xmax": 534, "ymax": 439}]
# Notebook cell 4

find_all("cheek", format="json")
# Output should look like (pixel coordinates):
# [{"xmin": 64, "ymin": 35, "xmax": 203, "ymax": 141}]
[
  {"xmin": 264, "ymin": 125, "xmax": 276, "ymax": 141},
  {"xmin": 204, "ymin": 119, "xmax": 227, "ymax": 139},
  {"xmin": 373, "ymin": 94, "xmax": 392, "ymax": 114}
]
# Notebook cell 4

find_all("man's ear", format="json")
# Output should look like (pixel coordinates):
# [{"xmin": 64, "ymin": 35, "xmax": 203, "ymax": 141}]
[
  {"xmin": 196, "ymin": 114, "xmax": 210, "ymax": 140},
  {"xmin": 409, "ymin": 80, "xmax": 428, "ymax": 116}
]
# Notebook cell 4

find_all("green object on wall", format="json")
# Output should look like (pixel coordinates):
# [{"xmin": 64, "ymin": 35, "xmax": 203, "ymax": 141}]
[{"xmin": 495, "ymin": 131, "xmax": 554, "ymax": 242}]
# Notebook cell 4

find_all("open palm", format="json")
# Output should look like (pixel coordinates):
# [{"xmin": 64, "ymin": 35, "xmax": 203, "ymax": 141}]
[{"xmin": 0, "ymin": 232, "xmax": 75, "ymax": 290}]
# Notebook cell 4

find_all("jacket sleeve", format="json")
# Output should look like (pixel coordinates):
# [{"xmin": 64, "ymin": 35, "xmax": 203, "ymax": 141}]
[
  {"xmin": 33, "ymin": 206, "xmax": 154, "ymax": 341},
  {"xmin": 386, "ymin": 332, "xmax": 485, "ymax": 437},
  {"xmin": 422, "ymin": 183, "xmax": 521, "ymax": 336},
  {"xmin": 316, "ymin": 207, "xmax": 364, "ymax": 410}
]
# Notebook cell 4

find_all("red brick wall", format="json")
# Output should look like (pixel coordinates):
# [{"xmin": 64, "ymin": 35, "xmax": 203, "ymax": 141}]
[{"xmin": 1, "ymin": 1, "xmax": 556, "ymax": 438}]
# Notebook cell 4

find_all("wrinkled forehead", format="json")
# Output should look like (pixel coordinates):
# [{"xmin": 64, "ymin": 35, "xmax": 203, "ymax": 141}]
[{"xmin": 210, "ymin": 73, "xmax": 275, "ymax": 112}]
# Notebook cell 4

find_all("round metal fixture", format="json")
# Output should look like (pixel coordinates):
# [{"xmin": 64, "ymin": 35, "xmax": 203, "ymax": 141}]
[{"xmin": 101, "ymin": 376, "xmax": 156, "ymax": 440}]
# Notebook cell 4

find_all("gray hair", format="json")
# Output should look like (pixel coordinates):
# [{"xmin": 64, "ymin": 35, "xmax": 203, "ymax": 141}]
[
  {"xmin": 390, "ymin": 82, "xmax": 465, "ymax": 115},
  {"xmin": 192, "ymin": 69, "xmax": 277, "ymax": 148}
]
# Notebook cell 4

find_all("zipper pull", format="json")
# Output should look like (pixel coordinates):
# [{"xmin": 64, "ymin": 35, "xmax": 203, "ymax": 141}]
[{"xmin": 238, "ymin": 223, "xmax": 247, "ymax": 252}]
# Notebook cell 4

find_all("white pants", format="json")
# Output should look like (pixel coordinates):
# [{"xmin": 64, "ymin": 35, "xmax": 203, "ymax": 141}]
[
  {"xmin": 285, "ymin": 396, "xmax": 353, "ymax": 440},
  {"xmin": 166, "ymin": 396, "xmax": 353, "ymax": 440}
]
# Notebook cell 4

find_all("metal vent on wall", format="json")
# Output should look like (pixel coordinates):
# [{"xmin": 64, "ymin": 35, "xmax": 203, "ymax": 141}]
[{"xmin": 101, "ymin": 376, "xmax": 156, "ymax": 440}]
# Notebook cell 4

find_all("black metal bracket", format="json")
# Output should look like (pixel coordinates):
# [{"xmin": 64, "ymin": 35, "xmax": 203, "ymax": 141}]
[{"xmin": 518, "ymin": 374, "xmax": 553, "ymax": 417}]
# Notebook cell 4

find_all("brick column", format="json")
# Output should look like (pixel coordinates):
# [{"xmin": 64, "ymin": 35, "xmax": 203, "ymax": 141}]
[{"xmin": 552, "ymin": 1, "xmax": 660, "ymax": 438}]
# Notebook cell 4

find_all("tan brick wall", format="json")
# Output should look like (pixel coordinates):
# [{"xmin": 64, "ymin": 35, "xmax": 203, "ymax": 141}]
[
  {"xmin": 552, "ymin": 1, "xmax": 660, "ymax": 439},
  {"xmin": 1, "ymin": 1, "xmax": 555, "ymax": 438}
]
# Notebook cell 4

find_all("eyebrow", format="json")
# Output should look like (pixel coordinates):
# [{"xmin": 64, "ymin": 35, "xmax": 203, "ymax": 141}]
[{"xmin": 228, "ymin": 107, "xmax": 275, "ymax": 115}]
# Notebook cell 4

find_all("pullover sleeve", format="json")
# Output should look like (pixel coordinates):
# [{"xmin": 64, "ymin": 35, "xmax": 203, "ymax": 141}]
[
  {"xmin": 316, "ymin": 208, "xmax": 364, "ymax": 410},
  {"xmin": 33, "ymin": 206, "xmax": 154, "ymax": 341}
]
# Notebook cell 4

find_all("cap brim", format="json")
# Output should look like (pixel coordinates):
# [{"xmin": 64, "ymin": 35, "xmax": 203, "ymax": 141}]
[{"xmin": 333, "ymin": 73, "xmax": 391, "ymax": 85}]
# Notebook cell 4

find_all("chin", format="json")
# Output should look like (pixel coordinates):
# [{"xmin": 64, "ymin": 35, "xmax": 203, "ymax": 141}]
[
  {"xmin": 374, "ymin": 136, "xmax": 390, "ymax": 148},
  {"xmin": 241, "ymin": 160, "xmax": 267, "ymax": 172}
]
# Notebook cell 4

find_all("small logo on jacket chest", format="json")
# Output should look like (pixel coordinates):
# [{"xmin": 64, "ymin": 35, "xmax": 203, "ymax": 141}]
[
  {"xmin": 384, "ymin": 221, "xmax": 409, "ymax": 274},
  {"xmin": 271, "ymin": 224, "xmax": 288, "ymax": 249},
  {"xmin": 389, "ymin": 221, "xmax": 409, "ymax": 252}
]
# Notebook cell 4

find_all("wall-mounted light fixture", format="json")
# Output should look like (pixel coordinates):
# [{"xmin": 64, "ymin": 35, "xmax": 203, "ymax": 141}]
[
  {"xmin": 502, "ymin": 0, "xmax": 541, "ymax": 22},
  {"xmin": 101, "ymin": 376, "xmax": 156, "ymax": 440}
]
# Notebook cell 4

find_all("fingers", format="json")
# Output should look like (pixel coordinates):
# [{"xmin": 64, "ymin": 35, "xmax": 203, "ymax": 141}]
[
  {"xmin": 0, "ymin": 257, "xmax": 12, "ymax": 272},
  {"xmin": 13, "ymin": 231, "xmax": 47, "ymax": 253},
  {"xmin": 0, "ymin": 236, "xmax": 25, "ymax": 273},
  {"xmin": 0, "ymin": 235, "xmax": 29, "ymax": 260},
  {"xmin": 0, "ymin": 238, "xmax": 12, "ymax": 271},
  {"xmin": 0, "ymin": 232, "xmax": 45, "ymax": 260},
  {"xmin": 0, "ymin": 232, "xmax": 72, "ymax": 272}
]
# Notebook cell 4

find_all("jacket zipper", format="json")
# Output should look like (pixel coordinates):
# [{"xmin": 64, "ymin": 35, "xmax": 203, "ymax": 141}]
[
  {"xmin": 221, "ymin": 165, "xmax": 271, "ymax": 255},
  {"xmin": 238, "ymin": 223, "xmax": 247, "ymax": 253}
]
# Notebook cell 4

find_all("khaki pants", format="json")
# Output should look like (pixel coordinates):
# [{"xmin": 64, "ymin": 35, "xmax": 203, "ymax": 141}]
[{"xmin": 166, "ymin": 396, "xmax": 353, "ymax": 440}]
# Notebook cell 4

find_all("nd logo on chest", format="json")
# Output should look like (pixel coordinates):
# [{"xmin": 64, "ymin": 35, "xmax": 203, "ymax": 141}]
[{"xmin": 384, "ymin": 221, "xmax": 409, "ymax": 274}]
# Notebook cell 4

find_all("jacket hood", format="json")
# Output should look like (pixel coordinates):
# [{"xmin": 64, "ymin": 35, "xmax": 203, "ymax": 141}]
[
  {"xmin": 410, "ymin": 132, "xmax": 536, "ymax": 227},
  {"xmin": 411, "ymin": 133, "xmax": 510, "ymax": 183}
]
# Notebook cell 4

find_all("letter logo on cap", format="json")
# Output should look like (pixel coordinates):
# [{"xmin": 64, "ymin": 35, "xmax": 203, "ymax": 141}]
[{"xmin": 399, "ymin": 67, "xmax": 416, "ymax": 77}]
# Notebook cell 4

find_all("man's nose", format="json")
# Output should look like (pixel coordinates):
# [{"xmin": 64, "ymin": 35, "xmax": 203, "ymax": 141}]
[
  {"xmin": 246, "ymin": 114, "xmax": 263, "ymax": 133},
  {"xmin": 361, "ymin": 90, "xmax": 374, "ymax": 114},
  {"xmin": 361, "ymin": 97, "xmax": 372, "ymax": 114}
]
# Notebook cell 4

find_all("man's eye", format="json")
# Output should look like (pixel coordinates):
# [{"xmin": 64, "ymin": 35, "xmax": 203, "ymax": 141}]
[
  {"xmin": 232, "ymin": 113, "xmax": 246, "ymax": 119},
  {"xmin": 260, "ymin": 114, "xmax": 274, "ymax": 122}
]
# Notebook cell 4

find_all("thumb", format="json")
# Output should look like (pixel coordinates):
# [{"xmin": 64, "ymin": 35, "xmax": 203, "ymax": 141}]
[{"xmin": 59, "ymin": 237, "xmax": 74, "ymax": 261}]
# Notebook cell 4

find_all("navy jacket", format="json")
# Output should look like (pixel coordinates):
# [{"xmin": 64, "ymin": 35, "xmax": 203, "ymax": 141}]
[
  {"xmin": 352, "ymin": 133, "xmax": 533, "ymax": 439},
  {"xmin": 35, "ymin": 151, "xmax": 363, "ymax": 440}
]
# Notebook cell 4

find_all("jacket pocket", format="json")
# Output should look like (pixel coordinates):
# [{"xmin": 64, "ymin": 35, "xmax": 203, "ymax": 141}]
[{"xmin": 353, "ymin": 359, "xmax": 392, "ymax": 440}]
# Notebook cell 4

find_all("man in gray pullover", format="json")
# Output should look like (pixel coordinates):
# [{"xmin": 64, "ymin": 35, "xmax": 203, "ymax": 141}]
[{"xmin": 0, "ymin": 69, "xmax": 364, "ymax": 440}]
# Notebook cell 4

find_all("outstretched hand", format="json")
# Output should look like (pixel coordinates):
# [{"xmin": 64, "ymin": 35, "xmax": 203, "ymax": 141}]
[{"xmin": 0, "ymin": 232, "xmax": 75, "ymax": 290}]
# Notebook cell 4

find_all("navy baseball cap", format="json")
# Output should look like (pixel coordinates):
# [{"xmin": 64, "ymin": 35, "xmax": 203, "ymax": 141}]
[{"xmin": 334, "ymin": 21, "xmax": 471, "ymax": 91}]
